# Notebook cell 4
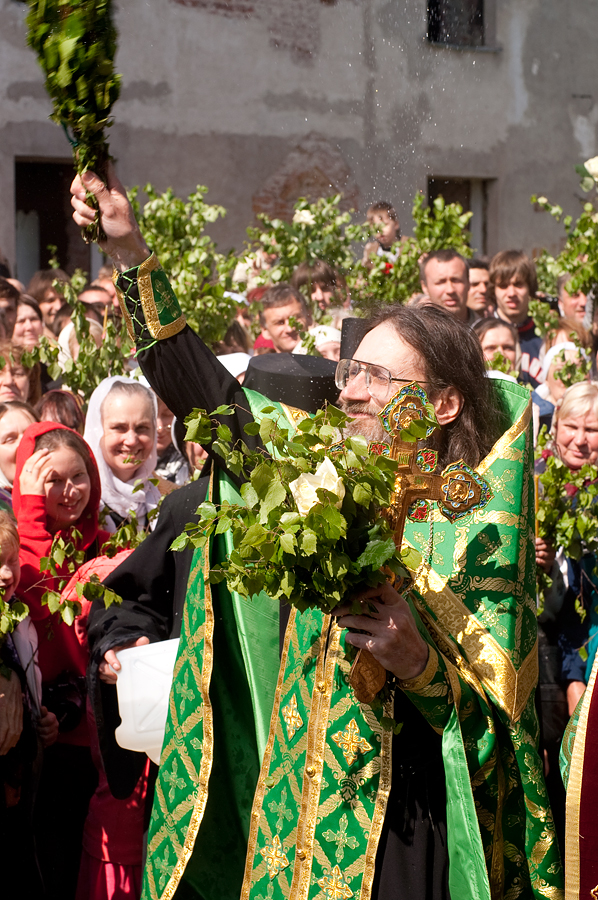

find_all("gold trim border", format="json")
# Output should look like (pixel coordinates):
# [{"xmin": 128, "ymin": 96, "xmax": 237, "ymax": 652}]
[
  {"xmin": 137, "ymin": 253, "xmax": 187, "ymax": 341},
  {"xmin": 565, "ymin": 652, "xmax": 598, "ymax": 899},
  {"xmin": 360, "ymin": 698, "xmax": 393, "ymax": 900},
  {"xmin": 290, "ymin": 616, "xmax": 339, "ymax": 900},
  {"xmin": 240, "ymin": 608, "xmax": 298, "ymax": 900},
  {"xmin": 160, "ymin": 483, "xmax": 216, "ymax": 899},
  {"xmin": 477, "ymin": 395, "xmax": 531, "ymax": 476},
  {"xmin": 412, "ymin": 563, "xmax": 537, "ymax": 723}
]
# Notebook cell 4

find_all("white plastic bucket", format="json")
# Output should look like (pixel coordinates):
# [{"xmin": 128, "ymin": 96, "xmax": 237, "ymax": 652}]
[{"xmin": 114, "ymin": 638, "xmax": 180, "ymax": 765}]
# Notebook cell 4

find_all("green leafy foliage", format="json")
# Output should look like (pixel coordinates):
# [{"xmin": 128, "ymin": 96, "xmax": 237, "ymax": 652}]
[
  {"xmin": 528, "ymin": 299, "xmax": 559, "ymax": 340},
  {"xmin": 355, "ymin": 194, "xmax": 473, "ymax": 313},
  {"xmin": 129, "ymin": 184, "xmax": 238, "ymax": 346},
  {"xmin": 534, "ymin": 249, "xmax": 560, "ymax": 297},
  {"xmin": 531, "ymin": 183, "xmax": 598, "ymax": 297},
  {"xmin": 40, "ymin": 529, "xmax": 86, "ymax": 625},
  {"xmin": 23, "ymin": 279, "xmax": 134, "ymax": 404},
  {"xmin": 485, "ymin": 351, "xmax": 515, "ymax": 376},
  {"xmin": 99, "ymin": 502, "xmax": 163, "ymax": 558},
  {"xmin": 27, "ymin": 0, "xmax": 121, "ymax": 242},
  {"xmin": 172, "ymin": 404, "xmax": 413, "ymax": 614},
  {"xmin": 244, "ymin": 195, "xmax": 369, "ymax": 290},
  {"xmin": 535, "ymin": 428, "xmax": 598, "ymax": 608}
]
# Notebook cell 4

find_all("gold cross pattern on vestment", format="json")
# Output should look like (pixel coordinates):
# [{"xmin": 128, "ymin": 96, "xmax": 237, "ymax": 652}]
[{"xmin": 349, "ymin": 382, "xmax": 493, "ymax": 703}]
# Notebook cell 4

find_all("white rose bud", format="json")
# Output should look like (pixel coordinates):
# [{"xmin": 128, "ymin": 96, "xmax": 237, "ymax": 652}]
[
  {"xmin": 289, "ymin": 457, "xmax": 345, "ymax": 516},
  {"xmin": 585, "ymin": 156, "xmax": 598, "ymax": 180},
  {"xmin": 293, "ymin": 209, "xmax": 316, "ymax": 226}
]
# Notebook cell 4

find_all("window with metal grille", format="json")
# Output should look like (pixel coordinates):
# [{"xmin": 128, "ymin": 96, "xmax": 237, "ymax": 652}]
[{"xmin": 427, "ymin": 0, "xmax": 484, "ymax": 47}]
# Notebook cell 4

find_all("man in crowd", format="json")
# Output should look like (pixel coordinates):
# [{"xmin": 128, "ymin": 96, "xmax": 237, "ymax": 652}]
[
  {"xmin": 466, "ymin": 257, "xmax": 491, "ymax": 317},
  {"xmin": 490, "ymin": 250, "xmax": 543, "ymax": 386},
  {"xmin": 92, "ymin": 263, "xmax": 119, "ymax": 307},
  {"xmin": 258, "ymin": 283, "xmax": 312, "ymax": 353},
  {"xmin": 78, "ymin": 283, "xmax": 112, "ymax": 310},
  {"xmin": 420, "ymin": 248, "xmax": 474, "ymax": 324},
  {"xmin": 557, "ymin": 272, "xmax": 587, "ymax": 322},
  {"xmin": 71, "ymin": 167, "xmax": 563, "ymax": 900}
]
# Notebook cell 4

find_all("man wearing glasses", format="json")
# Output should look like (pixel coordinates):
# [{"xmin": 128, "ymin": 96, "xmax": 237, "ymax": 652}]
[{"xmin": 72, "ymin": 169, "xmax": 562, "ymax": 900}]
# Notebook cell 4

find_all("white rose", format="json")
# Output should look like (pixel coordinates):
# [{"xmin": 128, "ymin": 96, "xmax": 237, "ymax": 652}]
[
  {"xmin": 289, "ymin": 458, "xmax": 345, "ymax": 516},
  {"xmin": 585, "ymin": 156, "xmax": 598, "ymax": 180},
  {"xmin": 293, "ymin": 209, "xmax": 316, "ymax": 226}
]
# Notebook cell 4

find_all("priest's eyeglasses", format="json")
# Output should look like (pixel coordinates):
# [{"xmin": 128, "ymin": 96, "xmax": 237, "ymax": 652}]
[{"xmin": 335, "ymin": 358, "xmax": 429, "ymax": 401}]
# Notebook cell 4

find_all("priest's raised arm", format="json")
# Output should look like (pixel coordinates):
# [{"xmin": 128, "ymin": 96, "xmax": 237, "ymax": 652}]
[{"xmin": 71, "ymin": 167, "xmax": 257, "ymax": 485}]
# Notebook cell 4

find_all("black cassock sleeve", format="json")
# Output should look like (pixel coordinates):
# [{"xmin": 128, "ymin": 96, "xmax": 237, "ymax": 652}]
[
  {"xmin": 87, "ymin": 475, "xmax": 209, "ymax": 797},
  {"xmin": 115, "ymin": 257, "xmax": 262, "ymax": 489}
]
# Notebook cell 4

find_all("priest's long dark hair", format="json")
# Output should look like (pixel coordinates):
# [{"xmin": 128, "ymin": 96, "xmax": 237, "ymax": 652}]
[{"xmin": 369, "ymin": 303, "xmax": 506, "ymax": 468}]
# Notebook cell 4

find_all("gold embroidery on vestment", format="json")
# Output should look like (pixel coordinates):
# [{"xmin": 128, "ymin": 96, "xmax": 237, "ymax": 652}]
[
  {"xmin": 282, "ymin": 694, "xmax": 304, "ymax": 741},
  {"xmin": 260, "ymin": 834, "xmax": 290, "ymax": 879},
  {"xmin": 317, "ymin": 865, "xmax": 354, "ymax": 899},
  {"xmin": 156, "ymin": 474, "xmax": 216, "ymax": 900},
  {"xmin": 331, "ymin": 719, "xmax": 373, "ymax": 767},
  {"xmin": 137, "ymin": 253, "xmax": 187, "ymax": 340},
  {"xmin": 411, "ymin": 563, "xmax": 538, "ymax": 724}
]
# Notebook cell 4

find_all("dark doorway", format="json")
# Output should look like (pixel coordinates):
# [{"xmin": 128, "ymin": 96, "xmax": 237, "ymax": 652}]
[
  {"xmin": 428, "ymin": 176, "xmax": 489, "ymax": 255},
  {"xmin": 15, "ymin": 160, "xmax": 90, "ymax": 285}
]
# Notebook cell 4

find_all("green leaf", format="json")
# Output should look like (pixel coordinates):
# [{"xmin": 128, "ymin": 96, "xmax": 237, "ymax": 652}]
[
  {"xmin": 300, "ymin": 530, "xmax": 318, "ymax": 555},
  {"xmin": 353, "ymin": 483, "xmax": 372, "ymax": 506},
  {"xmin": 280, "ymin": 532, "xmax": 296, "ymax": 555},
  {"xmin": 240, "ymin": 482, "xmax": 259, "ymax": 508},
  {"xmin": 357, "ymin": 537, "xmax": 396, "ymax": 570}
]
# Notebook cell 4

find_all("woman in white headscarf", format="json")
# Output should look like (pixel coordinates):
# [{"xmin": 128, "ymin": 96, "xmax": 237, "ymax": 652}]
[{"xmin": 84, "ymin": 376, "xmax": 161, "ymax": 531}]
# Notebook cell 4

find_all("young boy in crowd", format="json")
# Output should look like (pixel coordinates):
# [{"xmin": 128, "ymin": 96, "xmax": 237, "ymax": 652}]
[
  {"xmin": 490, "ymin": 249, "xmax": 543, "ymax": 387},
  {"xmin": 362, "ymin": 200, "xmax": 401, "ymax": 265}
]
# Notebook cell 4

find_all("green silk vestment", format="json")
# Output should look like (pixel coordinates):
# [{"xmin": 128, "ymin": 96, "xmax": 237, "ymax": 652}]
[
  {"xmin": 240, "ymin": 379, "xmax": 563, "ymax": 900},
  {"xmin": 114, "ymin": 257, "xmax": 563, "ymax": 900}
]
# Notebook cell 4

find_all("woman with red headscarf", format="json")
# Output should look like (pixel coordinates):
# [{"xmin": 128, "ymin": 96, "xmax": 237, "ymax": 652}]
[{"xmin": 13, "ymin": 422, "xmax": 110, "ymax": 899}]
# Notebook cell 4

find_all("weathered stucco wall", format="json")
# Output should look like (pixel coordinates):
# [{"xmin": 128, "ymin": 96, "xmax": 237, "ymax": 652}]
[{"xmin": 1, "ymin": 0, "xmax": 597, "ymax": 272}]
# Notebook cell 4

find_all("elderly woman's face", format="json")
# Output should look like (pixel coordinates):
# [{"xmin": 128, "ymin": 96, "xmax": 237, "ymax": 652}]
[
  {"xmin": 555, "ymin": 412, "xmax": 598, "ymax": 470},
  {"xmin": 99, "ymin": 393, "xmax": 155, "ymax": 482},
  {"xmin": 0, "ymin": 362, "xmax": 30, "ymax": 403}
]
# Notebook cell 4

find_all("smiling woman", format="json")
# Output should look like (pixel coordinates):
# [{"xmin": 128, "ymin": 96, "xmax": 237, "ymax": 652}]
[{"xmin": 83, "ymin": 376, "xmax": 161, "ymax": 530}]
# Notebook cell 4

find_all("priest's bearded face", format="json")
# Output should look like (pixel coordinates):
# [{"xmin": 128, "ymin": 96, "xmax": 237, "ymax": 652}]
[{"xmin": 338, "ymin": 323, "xmax": 429, "ymax": 443}]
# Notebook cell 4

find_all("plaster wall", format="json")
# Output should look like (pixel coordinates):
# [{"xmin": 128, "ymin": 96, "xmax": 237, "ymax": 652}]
[{"xmin": 1, "ymin": 0, "xmax": 597, "ymax": 272}]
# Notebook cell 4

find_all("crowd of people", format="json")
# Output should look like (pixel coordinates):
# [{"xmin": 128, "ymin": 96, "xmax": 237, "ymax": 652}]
[{"xmin": 0, "ymin": 188, "xmax": 596, "ymax": 900}]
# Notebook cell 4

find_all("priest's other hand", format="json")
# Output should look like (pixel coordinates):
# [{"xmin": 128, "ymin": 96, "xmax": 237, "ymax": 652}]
[
  {"xmin": 334, "ymin": 583, "xmax": 429, "ymax": 681},
  {"xmin": 70, "ymin": 163, "xmax": 150, "ymax": 272},
  {"xmin": 0, "ymin": 670, "xmax": 23, "ymax": 755},
  {"xmin": 100, "ymin": 636, "xmax": 151, "ymax": 684}
]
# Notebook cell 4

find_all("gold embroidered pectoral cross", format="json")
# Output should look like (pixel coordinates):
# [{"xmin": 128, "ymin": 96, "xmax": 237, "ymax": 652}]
[{"xmin": 349, "ymin": 382, "xmax": 493, "ymax": 703}]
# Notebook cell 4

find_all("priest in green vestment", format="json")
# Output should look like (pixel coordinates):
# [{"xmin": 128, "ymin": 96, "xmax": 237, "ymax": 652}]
[{"xmin": 71, "ymin": 167, "xmax": 564, "ymax": 900}]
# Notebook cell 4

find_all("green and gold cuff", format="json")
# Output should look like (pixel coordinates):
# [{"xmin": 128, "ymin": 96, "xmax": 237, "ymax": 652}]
[
  {"xmin": 398, "ymin": 646, "xmax": 440, "ymax": 693},
  {"xmin": 113, "ymin": 252, "xmax": 186, "ymax": 349}
]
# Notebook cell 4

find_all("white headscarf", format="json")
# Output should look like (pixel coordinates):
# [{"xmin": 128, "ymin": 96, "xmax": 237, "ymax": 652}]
[{"xmin": 84, "ymin": 375, "xmax": 161, "ymax": 522}]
